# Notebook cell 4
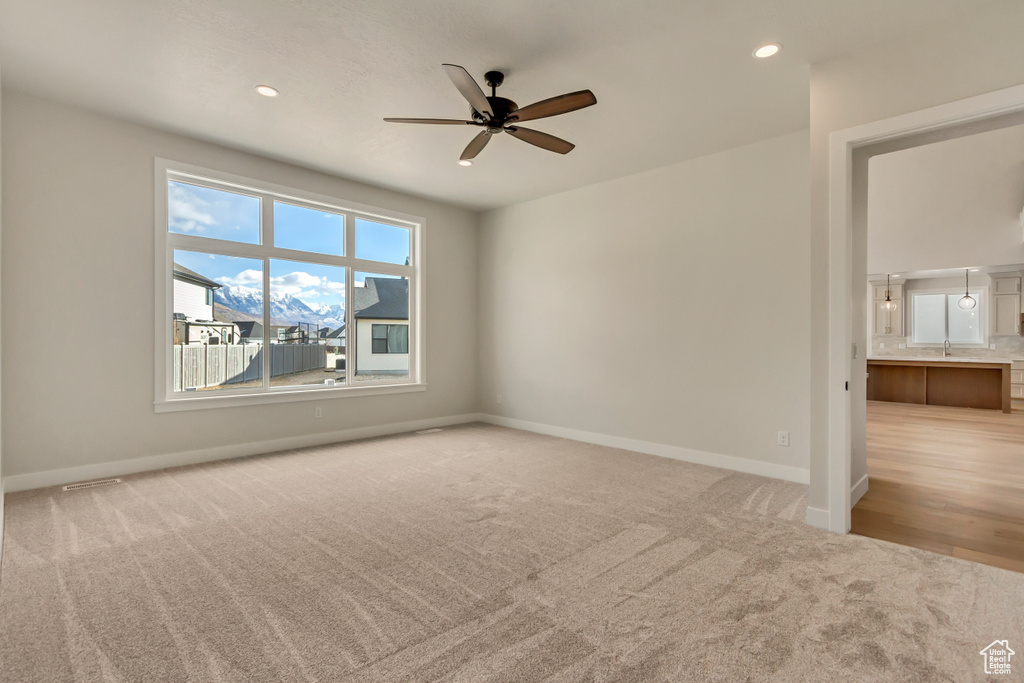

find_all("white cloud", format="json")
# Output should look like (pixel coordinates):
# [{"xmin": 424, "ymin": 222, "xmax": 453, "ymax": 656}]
[
  {"xmin": 269, "ymin": 271, "xmax": 345, "ymax": 300},
  {"xmin": 275, "ymin": 271, "xmax": 322, "ymax": 289},
  {"xmin": 220, "ymin": 269, "xmax": 263, "ymax": 287},
  {"xmin": 168, "ymin": 184, "xmax": 216, "ymax": 233}
]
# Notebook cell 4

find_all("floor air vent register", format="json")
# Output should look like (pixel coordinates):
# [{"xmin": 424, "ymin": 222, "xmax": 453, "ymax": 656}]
[{"xmin": 62, "ymin": 478, "xmax": 122, "ymax": 492}]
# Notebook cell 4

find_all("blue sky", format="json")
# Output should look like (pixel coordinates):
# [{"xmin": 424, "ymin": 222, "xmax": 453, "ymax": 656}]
[
  {"xmin": 169, "ymin": 181, "xmax": 410, "ymax": 264},
  {"xmin": 170, "ymin": 182, "xmax": 411, "ymax": 308}
]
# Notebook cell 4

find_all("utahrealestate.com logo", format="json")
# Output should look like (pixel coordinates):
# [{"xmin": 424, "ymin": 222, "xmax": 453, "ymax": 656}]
[{"xmin": 980, "ymin": 640, "xmax": 1014, "ymax": 676}]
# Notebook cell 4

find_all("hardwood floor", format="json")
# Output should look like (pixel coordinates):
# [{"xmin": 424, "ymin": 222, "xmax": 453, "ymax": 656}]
[{"xmin": 852, "ymin": 400, "xmax": 1024, "ymax": 573}]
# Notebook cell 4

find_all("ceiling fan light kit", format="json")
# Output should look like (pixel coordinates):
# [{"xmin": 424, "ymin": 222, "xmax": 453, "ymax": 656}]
[{"xmin": 384, "ymin": 64, "xmax": 597, "ymax": 164}]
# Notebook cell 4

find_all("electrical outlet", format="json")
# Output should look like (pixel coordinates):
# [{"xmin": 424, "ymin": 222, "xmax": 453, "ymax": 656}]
[
  {"xmin": 777, "ymin": 431, "xmax": 790, "ymax": 447},
  {"xmin": 496, "ymin": 394, "xmax": 502, "ymax": 404},
  {"xmin": 990, "ymin": 343, "xmax": 997, "ymax": 350},
  {"xmin": 899, "ymin": 343, "xmax": 906, "ymax": 349},
  {"xmin": 314, "ymin": 406, "xmax": 322, "ymax": 419},
  {"xmin": 879, "ymin": 342, "xmax": 884, "ymax": 349}
]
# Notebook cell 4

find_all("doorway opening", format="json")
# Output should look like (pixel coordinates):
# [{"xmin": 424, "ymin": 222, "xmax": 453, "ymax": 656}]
[{"xmin": 826, "ymin": 84, "xmax": 1024, "ymax": 567}]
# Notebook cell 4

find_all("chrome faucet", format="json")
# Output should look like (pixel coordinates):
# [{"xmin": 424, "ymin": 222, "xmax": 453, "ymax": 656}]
[{"xmin": 943, "ymin": 340, "xmax": 951, "ymax": 357}]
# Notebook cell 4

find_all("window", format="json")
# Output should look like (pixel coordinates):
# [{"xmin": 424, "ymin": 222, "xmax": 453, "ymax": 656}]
[
  {"xmin": 156, "ymin": 159, "xmax": 423, "ymax": 410},
  {"xmin": 371, "ymin": 325, "xmax": 409, "ymax": 353},
  {"xmin": 910, "ymin": 290, "xmax": 985, "ymax": 345}
]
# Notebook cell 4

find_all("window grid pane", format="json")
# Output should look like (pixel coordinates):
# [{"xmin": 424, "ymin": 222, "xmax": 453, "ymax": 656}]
[
  {"xmin": 168, "ymin": 181, "xmax": 261, "ymax": 244},
  {"xmin": 912, "ymin": 294, "xmax": 947, "ymax": 344},
  {"xmin": 947, "ymin": 294, "xmax": 982, "ymax": 343},
  {"xmin": 273, "ymin": 201, "xmax": 344, "ymax": 256}
]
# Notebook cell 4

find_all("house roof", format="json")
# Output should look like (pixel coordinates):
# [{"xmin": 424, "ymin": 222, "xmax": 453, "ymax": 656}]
[
  {"xmin": 354, "ymin": 278, "xmax": 408, "ymax": 320},
  {"xmin": 323, "ymin": 325, "xmax": 346, "ymax": 339},
  {"xmin": 235, "ymin": 321, "xmax": 263, "ymax": 339},
  {"xmin": 173, "ymin": 263, "xmax": 222, "ymax": 290}
]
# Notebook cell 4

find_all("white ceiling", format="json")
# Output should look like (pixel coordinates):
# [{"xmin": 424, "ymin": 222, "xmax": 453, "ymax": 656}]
[{"xmin": 0, "ymin": 0, "xmax": 988, "ymax": 210}]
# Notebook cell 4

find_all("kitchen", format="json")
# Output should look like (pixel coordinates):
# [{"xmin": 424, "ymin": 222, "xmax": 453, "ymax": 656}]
[{"xmin": 853, "ymin": 121, "xmax": 1024, "ymax": 572}]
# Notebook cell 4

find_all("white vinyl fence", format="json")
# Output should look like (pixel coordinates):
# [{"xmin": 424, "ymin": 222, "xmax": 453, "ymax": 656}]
[{"xmin": 173, "ymin": 344, "xmax": 326, "ymax": 391}]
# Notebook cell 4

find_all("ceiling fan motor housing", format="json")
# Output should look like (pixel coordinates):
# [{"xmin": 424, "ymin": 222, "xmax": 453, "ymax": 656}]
[{"xmin": 472, "ymin": 96, "xmax": 518, "ymax": 124}]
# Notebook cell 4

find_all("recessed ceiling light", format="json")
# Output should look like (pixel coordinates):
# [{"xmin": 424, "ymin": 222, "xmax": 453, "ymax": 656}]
[
  {"xmin": 255, "ymin": 85, "xmax": 279, "ymax": 97},
  {"xmin": 753, "ymin": 44, "xmax": 781, "ymax": 59},
  {"xmin": 458, "ymin": 160, "xmax": 472, "ymax": 167},
  {"xmin": 970, "ymin": 268, "xmax": 980, "ymax": 272}
]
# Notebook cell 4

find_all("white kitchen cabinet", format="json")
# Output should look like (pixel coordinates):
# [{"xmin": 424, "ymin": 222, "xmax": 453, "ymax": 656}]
[
  {"xmin": 872, "ymin": 281, "xmax": 903, "ymax": 336},
  {"xmin": 873, "ymin": 284, "xmax": 903, "ymax": 300},
  {"xmin": 993, "ymin": 293, "xmax": 1021, "ymax": 335},
  {"xmin": 874, "ymin": 300, "xmax": 903, "ymax": 336},
  {"xmin": 991, "ymin": 274, "xmax": 1021, "ymax": 336},
  {"xmin": 993, "ymin": 277, "xmax": 1021, "ymax": 295}
]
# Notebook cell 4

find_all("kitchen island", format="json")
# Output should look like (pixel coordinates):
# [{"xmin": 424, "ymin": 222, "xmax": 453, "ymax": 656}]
[{"xmin": 866, "ymin": 357, "xmax": 1011, "ymax": 413}]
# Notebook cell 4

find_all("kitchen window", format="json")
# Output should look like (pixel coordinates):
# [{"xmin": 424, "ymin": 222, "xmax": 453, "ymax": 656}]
[
  {"xmin": 155, "ymin": 159, "xmax": 424, "ymax": 411},
  {"xmin": 909, "ymin": 290, "xmax": 985, "ymax": 346}
]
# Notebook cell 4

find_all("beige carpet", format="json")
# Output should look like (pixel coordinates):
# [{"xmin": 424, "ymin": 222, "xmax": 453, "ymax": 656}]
[{"xmin": 1, "ymin": 423, "xmax": 1021, "ymax": 682}]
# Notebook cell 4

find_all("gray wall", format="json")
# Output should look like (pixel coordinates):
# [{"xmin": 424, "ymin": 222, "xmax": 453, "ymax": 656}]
[
  {"xmin": 809, "ymin": 0, "xmax": 1024, "ymax": 512},
  {"xmin": 0, "ymin": 91, "xmax": 479, "ymax": 480},
  {"xmin": 479, "ymin": 131, "xmax": 811, "ymax": 476}
]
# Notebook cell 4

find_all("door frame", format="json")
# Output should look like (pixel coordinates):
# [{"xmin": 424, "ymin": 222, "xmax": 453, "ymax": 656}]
[{"xmin": 826, "ymin": 83, "xmax": 1024, "ymax": 533}]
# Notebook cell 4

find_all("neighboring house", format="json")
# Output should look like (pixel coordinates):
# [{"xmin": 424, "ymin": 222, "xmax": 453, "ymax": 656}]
[
  {"xmin": 172, "ymin": 263, "xmax": 221, "ymax": 321},
  {"xmin": 270, "ymin": 325, "xmax": 317, "ymax": 344},
  {"xmin": 172, "ymin": 264, "xmax": 239, "ymax": 344},
  {"xmin": 322, "ymin": 325, "xmax": 346, "ymax": 351},
  {"xmin": 235, "ymin": 321, "xmax": 264, "ymax": 344},
  {"xmin": 353, "ymin": 278, "xmax": 408, "ymax": 375}
]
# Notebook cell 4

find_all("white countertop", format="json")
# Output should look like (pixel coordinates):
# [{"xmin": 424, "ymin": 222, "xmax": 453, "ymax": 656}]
[{"xmin": 867, "ymin": 356, "xmax": 1013, "ymax": 364}]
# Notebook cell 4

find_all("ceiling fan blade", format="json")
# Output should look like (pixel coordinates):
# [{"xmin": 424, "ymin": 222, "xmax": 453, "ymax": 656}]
[
  {"xmin": 460, "ymin": 131, "xmax": 491, "ymax": 161},
  {"xmin": 509, "ymin": 90, "xmax": 597, "ymax": 123},
  {"xmin": 442, "ymin": 64, "xmax": 493, "ymax": 118},
  {"xmin": 505, "ymin": 126, "xmax": 575, "ymax": 154},
  {"xmin": 383, "ymin": 118, "xmax": 476, "ymax": 125}
]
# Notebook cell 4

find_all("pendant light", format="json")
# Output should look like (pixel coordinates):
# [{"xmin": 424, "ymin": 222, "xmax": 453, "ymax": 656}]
[
  {"xmin": 958, "ymin": 268, "xmax": 977, "ymax": 310},
  {"xmin": 882, "ymin": 274, "xmax": 897, "ymax": 312}
]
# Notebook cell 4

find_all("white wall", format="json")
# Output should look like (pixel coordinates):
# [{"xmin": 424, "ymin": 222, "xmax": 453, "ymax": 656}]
[
  {"xmin": 355, "ymin": 319, "xmax": 409, "ymax": 373},
  {"xmin": 809, "ymin": 0, "xmax": 1024, "ymax": 515},
  {"xmin": 0, "ymin": 90, "xmax": 479, "ymax": 484},
  {"xmin": 172, "ymin": 278, "xmax": 213, "ymax": 320},
  {"xmin": 868, "ymin": 124, "xmax": 1024, "ymax": 275},
  {"xmin": 479, "ymin": 130, "xmax": 811, "ymax": 479},
  {"xmin": 0, "ymin": 65, "xmax": 5, "ymax": 565}
]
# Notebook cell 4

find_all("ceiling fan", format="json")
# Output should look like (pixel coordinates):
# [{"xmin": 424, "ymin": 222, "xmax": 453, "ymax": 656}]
[{"xmin": 384, "ymin": 64, "xmax": 597, "ymax": 164}]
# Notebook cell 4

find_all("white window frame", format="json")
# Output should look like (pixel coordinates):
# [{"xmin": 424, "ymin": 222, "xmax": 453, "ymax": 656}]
[
  {"xmin": 907, "ymin": 286, "xmax": 988, "ymax": 348},
  {"xmin": 154, "ymin": 158, "xmax": 425, "ymax": 412}
]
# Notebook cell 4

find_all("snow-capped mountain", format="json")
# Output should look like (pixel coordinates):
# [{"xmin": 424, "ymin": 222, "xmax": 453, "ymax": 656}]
[{"xmin": 215, "ymin": 286, "xmax": 344, "ymax": 328}]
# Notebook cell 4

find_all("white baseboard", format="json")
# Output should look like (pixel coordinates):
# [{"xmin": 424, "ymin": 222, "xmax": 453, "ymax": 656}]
[
  {"xmin": 805, "ymin": 506, "xmax": 830, "ymax": 530},
  {"xmin": 850, "ymin": 473, "xmax": 869, "ymax": 507},
  {"xmin": 477, "ymin": 413, "xmax": 809, "ymax": 484},
  {"xmin": 1, "ymin": 413, "xmax": 485, "ymax": 493}
]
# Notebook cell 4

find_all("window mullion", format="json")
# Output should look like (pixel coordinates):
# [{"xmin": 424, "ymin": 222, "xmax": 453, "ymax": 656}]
[
  {"xmin": 262, "ymin": 195, "xmax": 274, "ymax": 389},
  {"xmin": 345, "ymin": 263, "xmax": 354, "ymax": 385}
]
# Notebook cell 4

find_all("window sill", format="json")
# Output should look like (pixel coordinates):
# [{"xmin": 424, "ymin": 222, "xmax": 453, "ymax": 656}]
[{"xmin": 154, "ymin": 381, "xmax": 426, "ymax": 412}]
